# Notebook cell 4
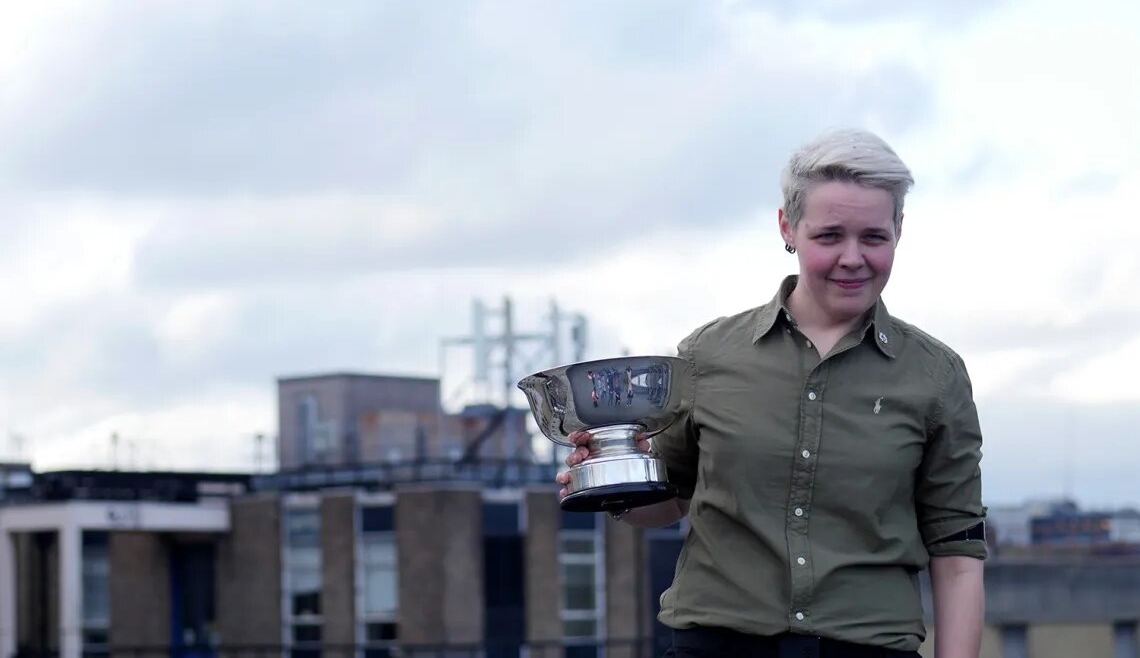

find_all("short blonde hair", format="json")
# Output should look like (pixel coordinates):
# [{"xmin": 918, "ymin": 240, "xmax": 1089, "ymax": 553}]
[{"xmin": 780, "ymin": 128, "xmax": 914, "ymax": 231}]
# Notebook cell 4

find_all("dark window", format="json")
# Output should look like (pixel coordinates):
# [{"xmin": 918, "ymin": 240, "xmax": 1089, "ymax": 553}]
[
  {"xmin": 561, "ymin": 509, "xmax": 597, "ymax": 531},
  {"xmin": 484, "ymin": 502, "xmax": 520, "ymax": 536},
  {"xmin": 1114, "ymin": 621, "xmax": 1138, "ymax": 658},
  {"xmin": 565, "ymin": 646, "xmax": 599, "ymax": 658},
  {"xmin": 364, "ymin": 622, "xmax": 398, "ymax": 658},
  {"xmin": 367, "ymin": 622, "xmax": 398, "ymax": 641},
  {"xmin": 485, "ymin": 502, "xmax": 525, "ymax": 658},
  {"xmin": 650, "ymin": 536, "xmax": 686, "ymax": 656},
  {"xmin": 361, "ymin": 505, "xmax": 395, "ymax": 532},
  {"xmin": 82, "ymin": 531, "xmax": 109, "ymax": 548},
  {"xmin": 1000, "ymin": 624, "xmax": 1028, "ymax": 658}
]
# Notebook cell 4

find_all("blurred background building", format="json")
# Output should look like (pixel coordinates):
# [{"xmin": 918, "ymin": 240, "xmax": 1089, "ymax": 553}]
[{"xmin": 0, "ymin": 298, "xmax": 1138, "ymax": 658}]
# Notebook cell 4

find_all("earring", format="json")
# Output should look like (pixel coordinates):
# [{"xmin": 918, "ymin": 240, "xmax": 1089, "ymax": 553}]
[{"xmin": 785, "ymin": 244, "xmax": 796, "ymax": 254}]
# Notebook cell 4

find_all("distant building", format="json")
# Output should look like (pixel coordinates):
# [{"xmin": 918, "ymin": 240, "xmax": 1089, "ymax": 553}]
[
  {"xmin": 0, "ymin": 463, "xmax": 674, "ymax": 658},
  {"xmin": 277, "ymin": 372, "xmax": 533, "ymax": 469},
  {"xmin": 0, "ymin": 463, "xmax": 33, "ymax": 503},
  {"xmin": 1032, "ymin": 512, "xmax": 1114, "ymax": 546},
  {"xmin": 1114, "ymin": 511, "xmax": 1140, "ymax": 544},
  {"xmin": 986, "ymin": 498, "xmax": 1078, "ymax": 547}
]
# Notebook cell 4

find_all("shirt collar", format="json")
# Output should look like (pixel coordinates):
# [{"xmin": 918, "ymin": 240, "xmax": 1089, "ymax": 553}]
[
  {"xmin": 752, "ymin": 275, "xmax": 798, "ymax": 342},
  {"xmin": 752, "ymin": 274, "xmax": 896, "ymax": 359}
]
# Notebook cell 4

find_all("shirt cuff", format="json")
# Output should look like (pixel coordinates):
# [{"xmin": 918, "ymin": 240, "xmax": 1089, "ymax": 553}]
[{"xmin": 928, "ymin": 538, "xmax": 988, "ymax": 560}]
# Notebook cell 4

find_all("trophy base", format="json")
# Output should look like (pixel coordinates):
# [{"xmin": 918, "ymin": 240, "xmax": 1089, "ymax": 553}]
[
  {"xmin": 560, "ymin": 481, "xmax": 677, "ymax": 513},
  {"xmin": 560, "ymin": 453, "xmax": 677, "ymax": 513}
]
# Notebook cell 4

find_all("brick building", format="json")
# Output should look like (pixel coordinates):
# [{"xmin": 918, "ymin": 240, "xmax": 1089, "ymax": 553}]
[
  {"xmin": 0, "ymin": 466, "xmax": 679, "ymax": 657},
  {"xmin": 276, "ymin": 372, "xmax": 532, "ymax": 469}
]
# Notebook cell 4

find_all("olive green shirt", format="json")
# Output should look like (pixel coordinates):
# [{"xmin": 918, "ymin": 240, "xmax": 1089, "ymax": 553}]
[{"xmin": 653, "ymin": 275, "xmax": 987, "ymax": 652}]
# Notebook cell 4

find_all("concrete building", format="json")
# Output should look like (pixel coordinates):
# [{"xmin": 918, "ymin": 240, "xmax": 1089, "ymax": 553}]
[
  {"xmin": 0, "ymin": 466, "xmax": 667, "ymax": 657},
  {"xmin": 0, "ymin": 464, "xmax": 33, "ymax": 498},
  {"xmin": 277, "ymin": 372, "xmax": 532, "ymax": 469}
]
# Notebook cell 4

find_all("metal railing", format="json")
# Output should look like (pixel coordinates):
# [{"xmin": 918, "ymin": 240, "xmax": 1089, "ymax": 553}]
[
  {"xmin": 12, "ymin": 637, "xmax": 663, "ymax": 658},
  {"xmin": 252, "ymin": 458, "xmax": 563, "ymax": 492}
]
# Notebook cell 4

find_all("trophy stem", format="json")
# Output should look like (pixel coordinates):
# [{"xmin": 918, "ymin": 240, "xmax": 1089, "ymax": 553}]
[{"xmin": 588, "ymin": 423, "xmax": 645, "ymax": 459}]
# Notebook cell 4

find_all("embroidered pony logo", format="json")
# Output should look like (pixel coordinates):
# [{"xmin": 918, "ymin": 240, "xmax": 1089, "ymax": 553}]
[{"xmin": 873, "ymin": 397, "xmax": 883, "ymax": 415}]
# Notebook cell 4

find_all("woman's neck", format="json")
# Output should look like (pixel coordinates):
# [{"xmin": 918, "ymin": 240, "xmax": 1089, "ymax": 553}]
[{"xmin": 785, "ymin": 285, "xmax": 863, "ymax": 336}]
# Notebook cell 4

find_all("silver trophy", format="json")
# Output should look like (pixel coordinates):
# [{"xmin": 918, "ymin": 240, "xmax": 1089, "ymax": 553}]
[{"xmin": 517, "ymin": 355, "xmax": 692, "ymax": 513}]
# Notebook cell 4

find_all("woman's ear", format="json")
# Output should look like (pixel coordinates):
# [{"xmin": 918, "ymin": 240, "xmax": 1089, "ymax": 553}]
[{"xmin": 778, "ymin": 208, "xmax": 795, "ymax": 247}]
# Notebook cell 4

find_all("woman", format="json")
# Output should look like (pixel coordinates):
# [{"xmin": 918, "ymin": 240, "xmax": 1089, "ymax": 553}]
[{"xmin": 558, "ymin": 128, "xmax": 987, "ymax": 658}]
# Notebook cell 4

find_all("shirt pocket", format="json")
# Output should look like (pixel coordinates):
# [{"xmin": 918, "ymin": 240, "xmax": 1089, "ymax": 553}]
[{"xmin": 819, "ymin": 388, "xmax": 927, "ymax": 499}]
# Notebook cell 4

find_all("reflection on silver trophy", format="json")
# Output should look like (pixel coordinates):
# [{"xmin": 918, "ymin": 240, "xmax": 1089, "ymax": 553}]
[{"xmin": 517, "ymin": 355, "xmax": 692, "ymax": 513}]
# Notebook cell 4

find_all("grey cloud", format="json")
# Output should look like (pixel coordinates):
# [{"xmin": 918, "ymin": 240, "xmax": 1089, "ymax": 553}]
[
  {"xmin": 943, "ymin": 307, "xmax": 1140, "ymax": 356},
  {"xmin": 0, "ymin": 1, "xmax": 505, "ymax": 196},
  {"xmin": 929, "ymin": 307, "xmax": 1140, "ymax": 406},
  {"xmin": 1060, "ymin": 171, "xmax": 1125, "ymax": 197},
  {"xmin": 122, "ymin": 60, "xmax": 934, "ymax": 288},
  {"xmin": 0, "ymin": 276, "xmax": 477, "ymax": 414},
  {"xmin": 0, "ymin": 296, "xmax": 169, "ymax": 412},
  {"xmin": 978, "ymin": 396, "xmax": 1140, "ymax": 508},
  {"xmin": 0, "ymin": 1, "xmax": 939, "ymax": 289},
  {"xmin": 0, "ymin": 0, "xmax": 732, "ymax": 198},
  {"xmin": 940, "ymin": 147, "xmax": 1026, "ymax": 191},
  {"xmin": 746, "ymin": 0, "xmax": 1011, "ymax": 26}
]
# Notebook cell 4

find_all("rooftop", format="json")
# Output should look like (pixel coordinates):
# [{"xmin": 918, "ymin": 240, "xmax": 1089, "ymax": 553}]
[{"xmin": 276, "ymin": 371, "xmax": 439, "ymax": 384}]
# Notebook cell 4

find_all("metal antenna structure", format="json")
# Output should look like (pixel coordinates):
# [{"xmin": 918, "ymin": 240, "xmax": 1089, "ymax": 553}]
[{"xmin": 440, "ymin": 296, "xmax": 588, "ymax": 460}]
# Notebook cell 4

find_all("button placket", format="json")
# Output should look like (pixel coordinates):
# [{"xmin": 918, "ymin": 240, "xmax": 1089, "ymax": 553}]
[{"xmin": 788, "ymin": 365, "xmax": 826, "ymax": 622}]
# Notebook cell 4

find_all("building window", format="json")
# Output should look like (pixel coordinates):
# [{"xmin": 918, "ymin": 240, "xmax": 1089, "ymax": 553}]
[
  {"xmin": 1000, "ymin": 624, "xmax": 1028, "ymax": 658},
  {"xmin": 360, "ymin": 505, "xmax": 398, "ymax": 658},
  {"xmin": 484, "ymin": 501, "xmax": 525, "ymax": 657},
  {"xmin": 1115, "ymin": 621, "xmax": 1138, "ymax": 658},
  {"xmin": 296, "ymin": 395, "xmax": 337, "ymax": 466},
  {"xmin": 81, "ymin": 532, "xmax": 110, "ymax": 658},
  {"xmin": 560, "ymin": 511, "xmax": 604, "ymax": 655},
  {"xmin": 285, "ymin": 507, "xmax": 322, "ymax": 657}
]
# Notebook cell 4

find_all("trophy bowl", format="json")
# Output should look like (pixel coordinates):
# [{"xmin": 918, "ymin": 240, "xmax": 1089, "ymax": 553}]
[{"xmin": 517, "ymin": 355, "xmax": 692, "ymax": 513}]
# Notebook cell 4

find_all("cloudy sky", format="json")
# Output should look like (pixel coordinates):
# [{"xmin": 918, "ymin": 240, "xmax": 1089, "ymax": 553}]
[{"xmin": 1, "ymin": 0, "xmax": 1137, "ymax": 509}]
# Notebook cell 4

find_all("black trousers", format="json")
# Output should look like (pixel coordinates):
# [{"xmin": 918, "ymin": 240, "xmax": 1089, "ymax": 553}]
[{"xmin": 664, "ymin": 626, "xmax": 921, "ymax": 658}]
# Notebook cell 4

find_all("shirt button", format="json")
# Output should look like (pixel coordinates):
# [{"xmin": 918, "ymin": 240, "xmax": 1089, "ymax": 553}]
[
  {"xmin": 795, "ymin": 612, "xmax": 805, "ymax": 621},
  {"xmin": 801, "ymin": 450, "xmax": 810, "ymax": 458},
  {"xmin": 807, "ymin": 391, "xmax": 817, "ymax": 400},
  {"xmin": 794, "ymin": 508, "xmax": 804, "ymax": 517},
  {"xmin": 797, "ymin": 557, "xmax": 806, "ymax": 565}
]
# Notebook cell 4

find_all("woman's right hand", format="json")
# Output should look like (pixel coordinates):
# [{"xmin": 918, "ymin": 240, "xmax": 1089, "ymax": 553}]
[
  {"xmin": 555, "ymin": 430, "xmax": 651, "ymax": 500},
  {"xmin": 556, "ymin": 430, "xmax": 594, "ymax": 500}
]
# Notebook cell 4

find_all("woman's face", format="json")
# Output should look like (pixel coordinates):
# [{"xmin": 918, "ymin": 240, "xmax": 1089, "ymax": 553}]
[{"xmin": 779, "ymin": 181, "xmax": 900, "ymax": 325}]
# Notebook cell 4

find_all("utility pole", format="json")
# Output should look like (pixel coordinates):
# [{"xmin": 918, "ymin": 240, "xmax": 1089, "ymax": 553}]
[
  {"xmin": 254, "ymin": 433, "xmax": 265, "ymax": 474},
  {"xmin": 7, "ymin": 432, "xmax": 25, "ymax": 462}
]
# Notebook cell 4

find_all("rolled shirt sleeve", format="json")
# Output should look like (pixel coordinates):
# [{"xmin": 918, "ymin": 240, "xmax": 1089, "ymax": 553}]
[
  {"xmin": 649, "ymin": 326, "xmax": 703, "ymax": 500},
  {"xmin": 917, "ymin": 351, "xmax": 989, "ymax": 559}
]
